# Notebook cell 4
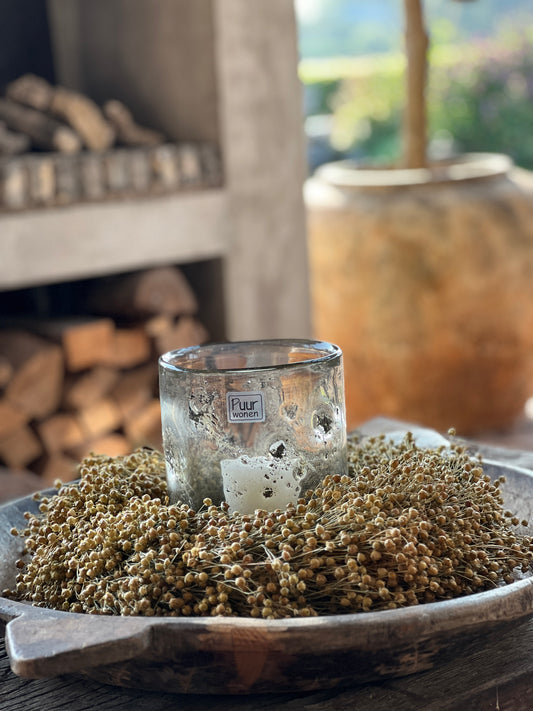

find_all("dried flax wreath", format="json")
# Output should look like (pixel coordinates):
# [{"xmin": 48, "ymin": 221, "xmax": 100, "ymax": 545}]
[{"xmin": 5, "ymin": 431, "xmax": 533, "ymax": 619}]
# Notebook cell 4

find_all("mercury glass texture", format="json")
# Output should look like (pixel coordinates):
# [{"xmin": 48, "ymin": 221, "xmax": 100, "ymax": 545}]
[{"xmin": 159, "ymin": 340, "xmax": 347, "ymax": 513}]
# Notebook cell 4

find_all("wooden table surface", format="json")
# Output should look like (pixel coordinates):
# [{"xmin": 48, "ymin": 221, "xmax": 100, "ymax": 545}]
[
  {"xmin": 3, "ymin": 418, "xmax": 533, "ymax": 710},
  {"xmin": 2, "ymin": 620, "xmax": 533, "ymax": 711}
]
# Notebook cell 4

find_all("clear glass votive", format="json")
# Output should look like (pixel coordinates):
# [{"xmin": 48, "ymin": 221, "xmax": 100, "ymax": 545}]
[{"xmin": 159, "ymin": 339, "xmax": 347, "ymax": 513}]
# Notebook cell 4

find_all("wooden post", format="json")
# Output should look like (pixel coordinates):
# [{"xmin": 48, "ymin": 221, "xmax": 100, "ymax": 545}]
[{"xmin": 403, "ymin": 0, "xmax": 429, "ymax": 169}]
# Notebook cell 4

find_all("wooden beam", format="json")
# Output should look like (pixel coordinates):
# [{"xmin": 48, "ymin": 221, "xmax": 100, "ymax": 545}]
[{"xmin": 403, "ymin": 0, "xmax": 429, "ymax": 168}]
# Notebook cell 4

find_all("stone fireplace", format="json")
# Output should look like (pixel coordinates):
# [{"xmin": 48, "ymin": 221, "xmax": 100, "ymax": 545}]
[
  {"xmin": 0, "ymin": 0, "xmax": 311, "ymax": 490},
  {"xmin": 0, "ymin": 0, "xmax": 310, "ymax": 339}
]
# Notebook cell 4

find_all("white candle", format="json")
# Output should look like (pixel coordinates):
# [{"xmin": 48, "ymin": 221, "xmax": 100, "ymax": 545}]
[{"xmin": 220, "ymin": 455, "xmax": 300, "ymax": 513}]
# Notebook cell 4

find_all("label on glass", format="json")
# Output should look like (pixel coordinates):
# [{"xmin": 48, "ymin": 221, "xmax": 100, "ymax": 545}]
[{"xmin": 226, "ymin": 391, "xmax": 265, "ymax": 422}]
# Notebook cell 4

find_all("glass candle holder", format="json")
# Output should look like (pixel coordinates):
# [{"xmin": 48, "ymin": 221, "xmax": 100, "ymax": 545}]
[{"xmin": 159, "ymin": 339, "xmax": 347, "ymax": 513}]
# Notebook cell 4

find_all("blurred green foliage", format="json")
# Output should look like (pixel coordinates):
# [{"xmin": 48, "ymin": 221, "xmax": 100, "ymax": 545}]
[
  {"xmin": 429, "ymin": 31, "xmax": 533, "ymax": 168},
  {"xmin": 300, "ymin": 28, "xmax": 533, "ymax": 169}
]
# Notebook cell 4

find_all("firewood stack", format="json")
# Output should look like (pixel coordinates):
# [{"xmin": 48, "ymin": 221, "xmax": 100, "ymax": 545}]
[
  {"xmin": 0, "ymin": 74, "xmax": 222, "ymax": 211},
  {"xmin": 0, "ymin": 266, "xmax": 209, "ymax": 485}
]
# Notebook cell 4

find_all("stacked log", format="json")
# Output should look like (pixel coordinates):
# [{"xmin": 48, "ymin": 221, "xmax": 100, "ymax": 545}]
[
  {"xmin": 0, "ymin": 266, "xmax": 209, "ymax": 486},
  {"xmin": 0, "ymin": 74, "xmax": 222, "ymax": 211}
]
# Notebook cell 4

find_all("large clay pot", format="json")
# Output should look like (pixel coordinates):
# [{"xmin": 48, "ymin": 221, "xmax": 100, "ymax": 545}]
[{"xmin": 305, "ymin": 154, "xmax": 533, "ymax": 434}]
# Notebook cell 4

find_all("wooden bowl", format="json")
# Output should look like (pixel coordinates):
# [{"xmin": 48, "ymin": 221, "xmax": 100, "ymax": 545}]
[{"xmin": 2, "ymin": 458, "xmax": 533, "ymax": 695}]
